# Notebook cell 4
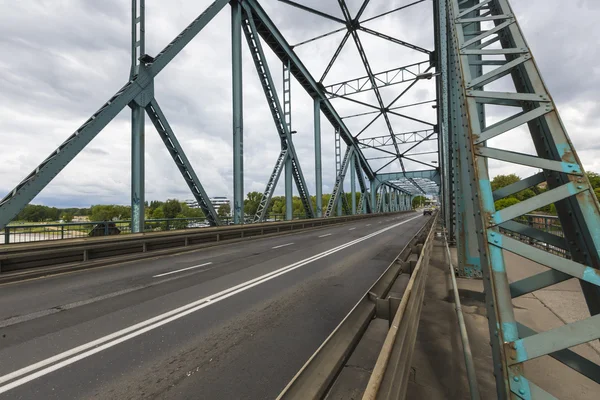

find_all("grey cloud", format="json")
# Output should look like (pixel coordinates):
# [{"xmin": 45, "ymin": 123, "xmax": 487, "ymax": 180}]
[{"xmin": 0, "ymin": 0, "xmax": 598, "ymax": 208}]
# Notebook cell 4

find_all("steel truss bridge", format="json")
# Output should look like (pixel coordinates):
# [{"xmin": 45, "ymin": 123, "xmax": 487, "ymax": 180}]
[{"xmin": 0, "ymin": 1, "xmax": 599, "ymax": 399}]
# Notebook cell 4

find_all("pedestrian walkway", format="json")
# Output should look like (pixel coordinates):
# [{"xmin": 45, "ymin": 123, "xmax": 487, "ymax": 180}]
[{"xmin": 406, "ymin": 232, "xmax": 600, "ymax": 399}]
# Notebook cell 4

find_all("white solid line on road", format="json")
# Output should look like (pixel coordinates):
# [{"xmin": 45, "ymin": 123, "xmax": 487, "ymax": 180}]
[
  {"xmin": 152, "ymin": 262, "xmax": 213, "ymax": 278},
  {"xmin": 318, "ymin": 233, "xmax": 332, "ymax": 238},
  {"xmin": 366, "ymin": 224, "xmax": 371, "ymax": 226},
  {"xmin": 272, "ymin": 242, "xmax": 294, "ymax": 249},
  {"xmin": 0, "ymin": 214, "xmax": 422, "ymax": 394},
  {"xmin": 348, "ymin": 227, "xmax": 356, "ymax": 231}
]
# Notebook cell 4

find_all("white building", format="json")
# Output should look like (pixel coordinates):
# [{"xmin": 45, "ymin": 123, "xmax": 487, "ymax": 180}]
[{"xmin": 186, "ymin": 197, "xmax": 230, "ymax": 212}]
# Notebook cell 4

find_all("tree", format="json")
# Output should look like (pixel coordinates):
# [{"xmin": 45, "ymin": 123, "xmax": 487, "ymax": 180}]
[
  {"xmin": 412, "ymin": 196, "xmax": 426, "ymax": 209},
  {"xmin": 587, "ymin": 172, "xmax": 600, "ymax": 189},
  {"xmin": 269, "ymin": 196, "xmax": 285, "ymax": 215},
  {"xmin": 180, "ymin": 203, "xmax": 204, "ymax": 218},
  {"xmin": 244, "ymin": 191, "xmax": 262, "ymax": 216},
  {"xmin": 91, "ymin": 205, "xmax": 131, "ymax": 221},
  {"xmin": 151, "ymin": 207, "xmax": 165, "ymax": 219},
  {"xmin": 495, "ymin": 197, "xmax": 520, "ymax": 211},
  {"xmin": 491, "ymin": 174, "xmax": 520, "ymax": 191},
  {"xmin": 172, "ymin": 213, "xmax": 189, "ymax": 229},
  {"xmin": 62, "ymin": 213, "xmax": 74, "ymax": 222},
  {"xmin": 218, "ymin": 203, "xmax": 231, "ymax": 217},
  {"xmin": 163, "ymin": 199, "xmax": 182, "ymax": 219}
]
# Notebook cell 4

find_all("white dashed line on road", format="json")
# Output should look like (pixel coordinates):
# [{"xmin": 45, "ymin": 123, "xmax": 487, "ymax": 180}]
[{"xmin": 272, "ymin": 243, "xmax": 294, "ymax": 249}]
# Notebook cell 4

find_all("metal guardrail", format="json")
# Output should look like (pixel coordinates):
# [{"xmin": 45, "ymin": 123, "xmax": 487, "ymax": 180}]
[
  {"xmin": 500, "ymin": 213, "xmax": 569, "ymax": 258},
  {"xmin": 1, "ymin": 214, "xmax": 311, "ymax": 245},
  {"xmin": 277, "ymin": 213, "xmax": 436, "ymax": 400},
  {"xmin": 0, "ymin": 212, "xmax": 410, "ymax": 276},
  {"xmin": 362, "ymin": 213, "xmax": 437, "ymax": 400}
]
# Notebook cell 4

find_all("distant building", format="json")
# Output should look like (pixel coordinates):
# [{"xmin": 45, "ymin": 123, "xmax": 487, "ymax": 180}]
[{"xmin": 186, "ymin": 197, "xmax": 230, "ymax": 212}]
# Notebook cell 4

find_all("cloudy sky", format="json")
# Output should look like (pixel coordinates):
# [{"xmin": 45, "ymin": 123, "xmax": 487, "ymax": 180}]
[{"xmin": 0, "ymin": 0, "xmax": 599, "ymax": 208}]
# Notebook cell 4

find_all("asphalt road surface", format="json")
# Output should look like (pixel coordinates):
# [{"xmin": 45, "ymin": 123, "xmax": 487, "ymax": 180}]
[{"xmin": 0, "ymin": 212, "xmax": 429, "ymax": 399}]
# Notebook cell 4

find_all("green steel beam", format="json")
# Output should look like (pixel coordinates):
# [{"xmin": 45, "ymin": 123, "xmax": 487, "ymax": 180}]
[
  {"xmin": 246, "ymin": 0, "xmax": 375, "ymax": 180},
  {"xmin": 232, "ymin": 0, "xmax": 244, "ymax": 224},
  {"xmin": 447, "ymin": 0, "xmax": 600, "ymax": 397},
  {"xmin": 146, "ymin": 99, "xmax": 221, "ymax": 226},
  {"xmin": 130, "ymin": 0, "xmax": 146, "ymax": 233},
  {"xmin": 0, "ymin": 0, "xmax": 228, "ymax": 230}
]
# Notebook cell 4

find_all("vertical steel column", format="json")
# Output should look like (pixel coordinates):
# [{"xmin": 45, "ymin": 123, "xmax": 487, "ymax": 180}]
[
  {"xmin": 350, "ymin": 152, "xmax": 356, "ymax": 214},
  {"xmin": 370, "ymin": 180, "xmax": 377, "ymax": 212},
  {"xmin": 283, "ymin": 60, "xmax": 293, "ymax": 220},
  {"xmin": 130, "ymin": 0, "xmax": 145, "ymax": 233},
  {"xmin": 232, "ymin": 1, "xmax": 244, "ymax": 224},
  {"xmin": 335, "ymin": 127, "xmax": 343, "ymax": 217},
  {"xmin": 314, "ymin": 98, "xmax": 322, "ymax": 217},
  {"xmin": 434, "ymin": 0, "xmax": 453, "ymax": 240},
  {"xmin": 454, "ymin": 0, "xmax": 482, "ymax": 278}
]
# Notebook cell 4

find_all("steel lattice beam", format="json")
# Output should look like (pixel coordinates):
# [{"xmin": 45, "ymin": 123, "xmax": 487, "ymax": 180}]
[
  {"xmin": 0, "ymin": 0, "xmax": 231, "ymax": 229},
  {"xmin": 324, "ymin": 60, "xmax": 431, "ymax": 98},
  {"xmin": 241, "ymin": 5, "xmax": 314, "ymax": 219},
  {"xmin": 446, "ymin": 0, "xmax": 600, "ymax": 398}
]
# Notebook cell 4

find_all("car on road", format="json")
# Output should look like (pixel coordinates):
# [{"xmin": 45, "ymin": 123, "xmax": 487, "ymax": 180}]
[{"xmin": 423, "ymin": 208, "xmax": 433, "ymax": 215}]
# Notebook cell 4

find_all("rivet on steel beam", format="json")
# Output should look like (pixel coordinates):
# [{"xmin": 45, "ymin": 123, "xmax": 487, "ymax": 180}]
[
  {"xmin": 519, "ymin": 389, "xmax": 525, "ymax": 395},
  {"xmin": 513, "ymin": 376, "xmax": 519, "ymax": 382}
]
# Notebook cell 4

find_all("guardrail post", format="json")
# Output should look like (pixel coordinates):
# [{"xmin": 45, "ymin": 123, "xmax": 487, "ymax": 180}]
[
  {"xmin": 4, "ymin": 227, "xmax": 9, "ymax": 244},
  {"xmin": 103, "ymin": 222, "xmax": 109, "ymax": 236},
  {"xmin": 166, "ymin": 220, "xmax": 170, "ymax": 231},
  {"xmin": 61, "ymin": 225, "xmax": 65, "ymax": 240}
]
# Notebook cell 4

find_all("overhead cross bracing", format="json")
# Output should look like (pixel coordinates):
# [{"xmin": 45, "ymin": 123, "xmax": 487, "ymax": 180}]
[
  {"xmin": 0, "ymin": 0, "xmax": 434, "ymax": 231},
  {"xmin": 281, "ymin": 0, "xmax": 441, "ymax": 198}
]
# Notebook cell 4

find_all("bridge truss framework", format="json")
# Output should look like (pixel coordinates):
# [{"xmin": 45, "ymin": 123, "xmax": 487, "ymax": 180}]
[{"xmin": 0, "ymin": 0, "xmax": 599, "ymax": 398}]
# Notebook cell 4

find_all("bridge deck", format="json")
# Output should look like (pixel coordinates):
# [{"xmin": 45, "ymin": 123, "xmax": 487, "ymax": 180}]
[{"xmin": 0, "ymin": 213, "xmax": 426, "ymax": 399}]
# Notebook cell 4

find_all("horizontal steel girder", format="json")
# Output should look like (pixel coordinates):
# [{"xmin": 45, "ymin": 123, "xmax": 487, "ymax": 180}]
[{"xmin": 324, "ymin": 60, "xmax": 432, "ymax": 98}]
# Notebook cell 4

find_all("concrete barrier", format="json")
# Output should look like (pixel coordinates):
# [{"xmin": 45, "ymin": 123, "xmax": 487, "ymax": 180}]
[{"xmin": 0, "ymin": 212, "xmax": 411, "ymax": 281}]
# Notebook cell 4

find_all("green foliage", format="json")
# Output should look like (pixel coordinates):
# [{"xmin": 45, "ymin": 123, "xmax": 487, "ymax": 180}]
[
  {"xmin": 412, "ymin": 196, "xmax": 427, "ymax": 209},
  {"xmin": 90, "ymin": 205, "xmax": 130, "ymax": 221},
  {"xmin": 180, "ymin": 203, "xmax": 204, "ymax": 218},
  {"xmin": 515, "ymin": 188, "xmax": 536, "ymax": 201},
  {"xmin": 62, "ymin": 213, "xmax": 74, "ymax": 222},
  {"xmin": 270, "ymin": 196, "xmax": 285, "ymax": 214},
  {"xmin": 490, "ymin": 174, "xmax": 520, "ymax": 191},
  {"xmin": 494, "ymin": 197, "xmax": 520, "ymax": 211},
  {"xmin": 587, "ymin": 172, "xmax": 600, "ymax": 189},
  {"xmin": 244, "ymin": 191, "xmax": 262, "ymax": 216},
  {"xmin": 151, "ymin": 207, "xmax": 165, "ymax": 219},
  {"xmin": 171, "ymin": 213, "xmax": 189, "ymax": 229},
  {"xmin": 162, "ymin": 199, "xmax": 182, "ymax": 219},
  {"xmin": 218, "ymin": 203, "xmax": 231, "ymax": 217}
]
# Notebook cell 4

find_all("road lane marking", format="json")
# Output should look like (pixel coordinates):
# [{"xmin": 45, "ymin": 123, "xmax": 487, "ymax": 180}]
[
  {"xmin": 318, "ymin": 233, "xmax": 332, "ymax": 238},
  {"xmin": 348, "ymin": 228, "xmax": 356, "ymax": 231},
  {"xmin": 152, "ymin": 262, "xmax": 213, "ymax": 278},
  {"xmin": 0, "ymin": 214, "xmax": 422, "ymax": 394},
  {"xmin": 272, "ymin": 242, "xmax": 294, "ymax": 249},
  {"xmin": 366, "ymin": 224, "xmax": 371, "ymax": 226}
]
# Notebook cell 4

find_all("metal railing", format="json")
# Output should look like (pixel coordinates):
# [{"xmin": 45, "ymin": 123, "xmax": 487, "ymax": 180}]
[
  {"xmin": 500, "ymin": 213, "xmax": 569, "ymax": 259},
  {"xmin": 1, "ymin": 213, "xmax": 311, "ymax": 244},
  {"xmin": 0, "ymin": 211, "xmax": 411, "ymax": 278}
]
